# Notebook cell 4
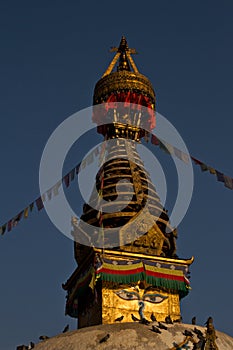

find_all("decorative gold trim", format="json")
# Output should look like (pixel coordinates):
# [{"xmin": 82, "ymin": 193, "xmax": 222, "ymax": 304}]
[
  {"xmin": 93, "ymin": 71, "xmax": 155, "ymax": 104},
  {"xmin": 94, "ymin": 248, "xmax": 194, "ymax": 265},
  {"xmin": 102, "ymin": 52, "xmax": 121, "ymax": 77}
]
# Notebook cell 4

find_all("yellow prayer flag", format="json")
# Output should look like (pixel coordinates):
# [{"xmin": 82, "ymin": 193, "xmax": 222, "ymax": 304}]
[
  {"xmin": 24, "ymin": 207, "xmax": 29, "ymax": 218},
  {"xmin": 208, "ymin": 167, "xmax": 216, "ymax": 175}
]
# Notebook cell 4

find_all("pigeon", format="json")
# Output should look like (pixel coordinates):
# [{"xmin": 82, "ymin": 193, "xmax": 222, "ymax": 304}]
[
  {"xmin": 173, "ymin": 342, "xmax": 179, "ymax": 347},
  {"xmin": 140, "ymin": 317, "xmax": 150, "ymax": 325},
  {"xmin": 150, "ymin": 312, "xmax": 157, "ymax": 322},
  {"xmin": 193, "ymin": 339, "xmax": 205, "ymax": 350},
  {"xmin": 183, "ymin": 329, "xmax": 193, "ymax": 337},
  {"xmin": 165, "ymin": 315, "xmax": 173, "ymax": 324},
  {"xmin": 193, "ymin": 327, "xmax": 204, "ymax": 338},
  {"xmin": 158, "ymin": 322, "xmax": 167, "ymax": 330},
  {"xmin": 114, "ymin": 315, "xmax": 124, "ymax": 322},
  {"xmin": 151, "ymin": 325, "xmax": 161, "ymax": 334},
  {"xmin": 16, "ymin": 346, "xmax": 28, "ymax": 350},
  {"xmin": 39, "ymin": 335, "xmax": 50, "ymax": 341},
  {"xmin": 28, "ymin": 342, "xmax": 35, "ymax": 349},
  {"xmin": 205, "ymin": 316, "xmax": 213, "ymax": 326},
  {"xmin": 62, "ymin": 324, "xmax": 69, "ymax": 333},
  {"xmin": 99, "ymin": 334, "xmax": 110, "ymax": 343},
  {"xmin": 131, "ymin": 313, "xmax": 140, "ymax": 322},
  {"xmin": 192, "ymin": 316, "xmax": 196, "ymax": 325}
]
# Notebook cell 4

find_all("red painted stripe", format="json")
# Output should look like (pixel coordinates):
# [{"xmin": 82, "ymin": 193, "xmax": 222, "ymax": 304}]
[
  {"xmin": 98, "ymin": 267, "xmax": 144, "ymax": 275},
  {"xmin": 145, "ymin": 270, "xmax": 185, "ymax": 282}
]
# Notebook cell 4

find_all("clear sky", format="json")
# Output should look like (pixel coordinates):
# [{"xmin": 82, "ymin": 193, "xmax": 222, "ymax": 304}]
[{"xmin": 0, "ymin": 1, "xmax": 233, "ymax": 349}]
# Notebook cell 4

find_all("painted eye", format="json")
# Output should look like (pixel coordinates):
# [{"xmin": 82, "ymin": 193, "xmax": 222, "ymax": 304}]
[
  {"xmin": 143, "ymin": 293, "xmax": 167, "ymax": 304},
  {"xmin": 115, "ymin": 289, "xmax": 139, "ymax": 301}
]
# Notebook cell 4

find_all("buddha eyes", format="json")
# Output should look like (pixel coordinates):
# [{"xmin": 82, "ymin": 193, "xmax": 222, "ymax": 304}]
[
  {"xmin": 115, "ymin": 290, "xmax": 139, "ymax": 300},
  {"xmin": 143, "ymin": 293, "xmax": 167, "ymax": 304},
  {"xmin": 115, "ymin": 290, "xmax": 167, "ymax": 304}
]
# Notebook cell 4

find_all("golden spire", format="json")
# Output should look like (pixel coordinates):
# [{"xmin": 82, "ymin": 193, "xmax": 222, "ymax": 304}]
[{"xmin": 102, "ymin": 36, "xmax": 139, "ymax": 77}]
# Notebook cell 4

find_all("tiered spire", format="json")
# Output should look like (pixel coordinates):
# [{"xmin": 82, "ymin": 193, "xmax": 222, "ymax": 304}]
[{"xmin": 63, "ymin": 37, "xmax": 192, "ymax": 328}]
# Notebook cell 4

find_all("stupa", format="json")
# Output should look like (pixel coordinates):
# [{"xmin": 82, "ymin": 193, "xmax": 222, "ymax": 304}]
[
  {"xmin": 24, "ymin": 36, "xmax": 233, "ymax": 350},
  {"xmin": 62, "ymin": 36, "xmax": 193, "ymax": 328}
]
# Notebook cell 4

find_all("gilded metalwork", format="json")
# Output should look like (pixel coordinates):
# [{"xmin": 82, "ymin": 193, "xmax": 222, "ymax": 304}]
[
  {"xmin": 93, "ymin": 70, "xmax": 155, "ymax": 105},
  {"xmin": 93, "ymin": 248, "xmax": 194, "ymax": 266},
  {"xmin": 95, "ymin": 37, "xmax": 155, "ymax": 104},
  {"xmin": 102, "ymin": 281, "xmax": 181, "ymax": 324},
  {"xmin": 102, "ymin": 35, "xmax": 138, "ymax": 77}
]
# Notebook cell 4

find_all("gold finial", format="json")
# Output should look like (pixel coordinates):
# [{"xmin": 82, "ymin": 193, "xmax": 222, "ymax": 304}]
[{"xmin": 102, "ymin": 36, "xmax": 139, "ymax": 77}]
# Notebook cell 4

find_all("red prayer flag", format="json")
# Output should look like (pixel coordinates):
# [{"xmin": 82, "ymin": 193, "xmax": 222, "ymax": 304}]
[
  {"xmin": 63, "ymin": 173, "xmax": 70, "ymax": 188},
  {"xmin": 7, "ymin": 220, "xmax": 12, "ymax": 232},
  {"xmin": 191, "ymin": 157, "xmax": 202, "ymax": 165},
  {"xmin": 151, "ymin": 134, "xmax": 159, "ymax": 145}
]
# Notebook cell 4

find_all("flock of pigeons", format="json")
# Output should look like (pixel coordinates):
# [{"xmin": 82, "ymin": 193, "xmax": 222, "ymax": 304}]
[
  {"xmin": 99, "ymin": 315, "xmax": 210, "ymax": 348},
  {"xmin": 17, "ymin": 316, "xmax": 213, "ymax": 349}
]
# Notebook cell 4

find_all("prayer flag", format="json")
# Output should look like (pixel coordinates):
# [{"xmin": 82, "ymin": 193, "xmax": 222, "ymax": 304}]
[
  {"xmin": 94, "ymin": 146, "xmax": 100, "ymax": 156},
  {"xmin": 165, "ymin": 143, "xmax": 174, "ymax": 156},
  {"xmin": 76, "ymin": 163, "xmax": 81, "ymax": 174},
  {"xmin": 29, "ymin": 202, "xmax": 34, "ymax": 211},
  {"xmin": 200, "ymin": 163, "xmax": 208, "ymax": 172},
  {"xmin": 180, "ymin": 152, "xmax": 189, "ymax": 164},
  {"xmin": 223, "ymin": 175, "xmax": 233, "ymax": 190},
  {"xmin": 81, "ymin": 159, "xmax": 87, "ymax": 169},
  {"xmin": 63, "ymin": 173, "xmax": 70, "ymax": 188},
  {"xmin": 208, "ymin": 167, "xmax": 216, "ymax": 175},
  {"xmin": 7, "ymin": 220, "xmax": 12, "ymax": 232},
  {"xmin": 86, "ymin": 152, "xmax": 94, "ymax": 165},
  {"xmin": 0, "ymin": 224, "xmax": 6, "ymax": 235},
  {"xmin": 53, "ymin": 180, "xmax": 61, "ymax": 196},
  {"xmin": 216, "ymin": 170, "xmax": 224, "ymax": 182},
  {"xmin": 174, "ymin": 147, "xmax": 182, "ymax": 159},
  {"xmin": 24, "ymin": 207, "xmax": 29, "ymax": 218},
  {"xmin": 36, "ymin": 197, "xmax": 44, "ymax": 211},
  {"xmin": 191, "ymin": 157, "xmax": 202, "ymax": 165},
  {"xmin": 70, "ymin": 168, "xmax": 75, "ymax": 181},
  {"xmin": 47, "ymin": 188, "xmax": 52, "ymax": 200},
  {"xmin": 151, "ymin": 134, "xmax": 159, "ymax": 145}
]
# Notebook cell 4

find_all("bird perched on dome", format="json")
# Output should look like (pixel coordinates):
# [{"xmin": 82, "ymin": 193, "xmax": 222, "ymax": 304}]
[
  {"xmin": 62, "ymin": 324, "xmax": 69, "ymax": 333},
  {"xmin": 165, "ymin": 315, "xmax": 173, "ymax": 324},
  {"xmin": 131, "ymin": 314, "xmax": 140, "ymax": 322},
  {"xmin": 114, "ymin": 315, "xmax": 124, "ymax": 322},
  {"xmin": 158, "ymin": 322, "xmax": 167, "ymax": 330},
  {"xmin": 150, "ymin": 312, "xmax": 157, "ymax": 322},
  {"xmin": 151, "ymin": 325, "xmax": 161, "ymax": 334},
  {"xmin": 99, "ymin": 334, "xmax": 110, "ymax": 343}
]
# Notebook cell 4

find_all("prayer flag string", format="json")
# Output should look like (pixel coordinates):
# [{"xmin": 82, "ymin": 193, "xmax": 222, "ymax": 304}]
[{"xmin": 1, "ymin": 133, "xmax": 232, "ymax": 236}]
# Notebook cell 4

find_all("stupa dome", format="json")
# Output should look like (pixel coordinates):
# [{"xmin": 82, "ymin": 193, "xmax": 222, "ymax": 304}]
[{"xmin": 32, "ymin": 323, "xmax": 233, "ymax": 350}]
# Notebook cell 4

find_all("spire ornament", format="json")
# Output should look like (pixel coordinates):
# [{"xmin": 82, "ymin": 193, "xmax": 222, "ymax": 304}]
[{"xmin": 102, "ymin": 36, "xmax": 138, "ymax": 77}]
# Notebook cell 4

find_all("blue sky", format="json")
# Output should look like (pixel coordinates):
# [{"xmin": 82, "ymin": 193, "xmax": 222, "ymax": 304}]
[{"xmin": 0, "ymin": 1, "xmax": 232, "ymax": 348}]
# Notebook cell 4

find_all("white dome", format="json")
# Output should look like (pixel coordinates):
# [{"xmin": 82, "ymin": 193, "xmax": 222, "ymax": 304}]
[{"xmin": 33, "ymin": 322, "xmax": 233, "ymax": 350}]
